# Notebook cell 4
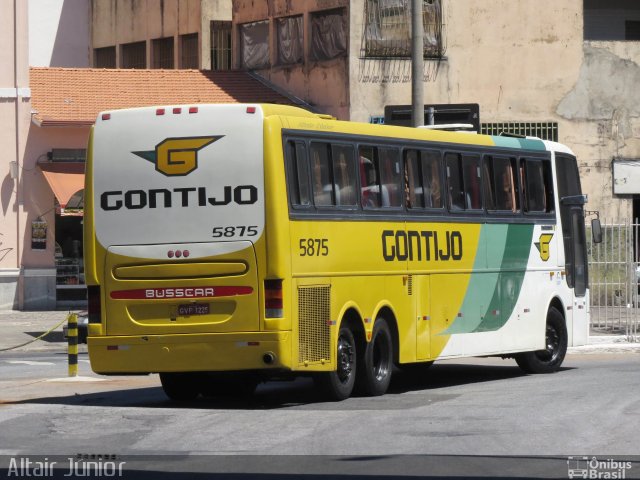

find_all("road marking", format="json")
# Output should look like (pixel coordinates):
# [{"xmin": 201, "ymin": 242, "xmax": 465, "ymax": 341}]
[{"xmin": 5, "ymin": 360, "xmax": 55, "ymax": 366}]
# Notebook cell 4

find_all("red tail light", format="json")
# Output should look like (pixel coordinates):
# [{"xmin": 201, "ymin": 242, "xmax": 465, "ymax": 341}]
[
  {"xmin": 87, "ymin": 286, "xmax": 101, "ymax": 324},
  {"xmin": 264, "ymin": 279, "xmax": 283, "ymax": 318}
]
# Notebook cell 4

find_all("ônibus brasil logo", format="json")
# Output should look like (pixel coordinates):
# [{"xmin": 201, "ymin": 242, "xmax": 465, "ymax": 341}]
[{"xmin": 133, "ymin": 136, "xmax": 223, "ymax": 176}]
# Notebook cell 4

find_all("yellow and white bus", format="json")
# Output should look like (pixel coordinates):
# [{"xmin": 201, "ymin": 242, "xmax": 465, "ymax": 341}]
[{"xmin": 84, "ymin": 103, "xmax": 598, "ymax": 400}]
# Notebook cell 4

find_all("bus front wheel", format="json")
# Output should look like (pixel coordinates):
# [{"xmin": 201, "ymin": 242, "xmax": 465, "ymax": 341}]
[
  {"xmin": 515, "ymin": 306, "xmax": 567, "ymax": 374},
  {"xmin": 356, "ymin": 318, "xmax": 393, "ymax": 396},
  {"xmin": 315, "ymin": 327, "xmax": 357, "ymax": 401},
  {"xmin": 159, "ymin": 372, "xmax": 200, "ymax": 401}
]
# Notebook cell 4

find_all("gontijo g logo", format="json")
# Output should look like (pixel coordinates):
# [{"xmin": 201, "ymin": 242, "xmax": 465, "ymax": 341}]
[{"xmin": 133, "ymin": 136, "xmax": 223, "ymax": 176}]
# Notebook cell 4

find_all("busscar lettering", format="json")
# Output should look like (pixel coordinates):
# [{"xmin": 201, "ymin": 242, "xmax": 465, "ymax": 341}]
[
  {"xmin": 100, "ymin": 185, "xmax": 258, "ymax": 211},
  {"xmin": 382, "ymin": 229, "xmax": 463, "ymax": 262},
  {"xmin": 145, "ymin": 287, "xmax": 215, "ymax": 299}
]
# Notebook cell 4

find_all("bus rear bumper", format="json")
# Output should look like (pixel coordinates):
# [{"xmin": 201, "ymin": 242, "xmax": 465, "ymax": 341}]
[{"xmin": 87, "ymin": 331, "xmax": 291, "ymax": 374}]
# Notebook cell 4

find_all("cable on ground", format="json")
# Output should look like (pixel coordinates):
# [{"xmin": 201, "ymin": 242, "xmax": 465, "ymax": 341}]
[{"xmin": 0, "ymin": 314, "xmax": 70, "ymax": 352}]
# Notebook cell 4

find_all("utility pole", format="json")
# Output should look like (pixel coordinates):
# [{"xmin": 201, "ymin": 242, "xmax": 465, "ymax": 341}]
[{"xmin": 411, "ymin": 0, "xmax": 424, "ymax": 127}]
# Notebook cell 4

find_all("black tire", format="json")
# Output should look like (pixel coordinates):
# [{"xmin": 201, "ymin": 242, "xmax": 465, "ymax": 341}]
[
  {"xmin": 315, "ymin": 326, "xmax": 357, "ymax": 401},
  {"xmin": 159, "ymin": 372, "xmax": 200, "ymax": 401},
  {"xmin": 356, "ymin": 318, "xmax": 393, "ymax": 396},
  {"xmin": 515, "ymin": 306, "xmax": 567, "ymax": 374}
]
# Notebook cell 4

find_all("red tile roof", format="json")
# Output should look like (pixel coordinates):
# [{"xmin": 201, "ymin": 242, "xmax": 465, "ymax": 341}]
[{"xmin": 30, "ymin": 68, "xmax": 297, "ymax": 127}]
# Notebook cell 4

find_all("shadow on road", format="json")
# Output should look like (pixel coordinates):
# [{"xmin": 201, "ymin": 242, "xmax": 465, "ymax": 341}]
[{"xmin": 6, "ymin": 361, "xmax": 574, "ymax": 410}]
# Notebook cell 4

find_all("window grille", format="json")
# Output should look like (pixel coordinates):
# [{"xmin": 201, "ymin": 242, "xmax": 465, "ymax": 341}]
[
  {"xmin": 94, "ymin": 46, "xmax": 116, "ymax": 68},
  {"xmin": 180, "ymin": 33, "xmax": 199, "ymax": 69},
  {"xmin": 121, "ymin": 41, "xmax": 146, "ymax": 69},
  {"xmin": 481, "ymin": 122, "xmax": 559, "ymax": 142},
  {"xmin": 210, "ymin": 21, "xmax": 232, "ymax": 70},
  {"xmin": 153, "ymin": 37, "xmax": 174, "ymax": 69},
  {"xmin": 361, "ymin": 0, "xmax": 445, "ymax": 59}
]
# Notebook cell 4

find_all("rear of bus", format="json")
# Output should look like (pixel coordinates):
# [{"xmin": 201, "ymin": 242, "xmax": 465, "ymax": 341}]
[{"xmin": 84, "ymin": 104, "xmax": 290, "ymax": 382}]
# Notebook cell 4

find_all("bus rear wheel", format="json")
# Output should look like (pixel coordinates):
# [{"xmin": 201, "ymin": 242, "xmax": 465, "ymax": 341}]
[
  {"xmin": 159, "ymin": 372, "xmax": 200, "ymax": 401},
  {"xmin": 515, "ymin": 306, "xmax": 567, "ymax": 374},
  {"xmin": 315, "ymin": 326, "xmax": 357, "ymax": 401},
  {"xmin": 356, "ymin": 318, "xmax": 393, "ymax": 396}
]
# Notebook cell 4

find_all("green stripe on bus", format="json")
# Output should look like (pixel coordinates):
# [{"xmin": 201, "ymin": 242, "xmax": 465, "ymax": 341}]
[
  {"xmin": 473, "ymin": 224, "xmax": 534, "ymax": 332},
  {"xmin": 443, "ymin": 224, "xmax": 534, "ymax": 335},
  {"xmin": 443, "ymin": 224, "xmax": 509, "ymax": 334},
  {"xmin": 491, "ymin": 136, "xmax": 546, "ymax": 151}
]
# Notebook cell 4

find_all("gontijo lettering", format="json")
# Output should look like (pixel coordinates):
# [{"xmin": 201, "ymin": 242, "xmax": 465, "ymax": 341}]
[
  {"xmin": 382, "ymin": 229, "xmax": 463, "ymax": 261},
  {"xmin": 100, "ymin": 185, "xmax": 258, "ymax": 211}
]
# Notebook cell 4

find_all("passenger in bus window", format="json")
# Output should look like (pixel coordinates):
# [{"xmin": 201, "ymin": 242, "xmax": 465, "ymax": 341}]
[
  {"xmin": 405, "ymin": 151, "xmax": 422, "ymax": 209},
  {"xmin": 425, "ymin": 157, "xmax": 441, "ymax": 208}
]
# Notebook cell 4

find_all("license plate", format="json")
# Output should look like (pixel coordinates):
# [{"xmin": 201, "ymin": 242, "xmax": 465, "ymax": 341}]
[{"xmin": 177, "ymin": 303, "xmax": 210, "ymax": 316}]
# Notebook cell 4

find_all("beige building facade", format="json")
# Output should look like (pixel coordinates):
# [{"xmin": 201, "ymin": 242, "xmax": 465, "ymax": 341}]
[
  {"xmin": 91, "ymin": 0, "xmax": 232, "ymax": 70},
  {"xmin": 0, "ymin": 0, "xmax": 31, "ymax": 309},
  {"xmin": 232, "ymin": 0, "xmax": 640, "ymax": 222}
]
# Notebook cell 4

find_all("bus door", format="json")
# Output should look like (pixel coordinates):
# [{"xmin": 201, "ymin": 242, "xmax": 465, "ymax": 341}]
[{"xmin": 556, "ymin": 154, "xmax": 588, "ymax": 298}]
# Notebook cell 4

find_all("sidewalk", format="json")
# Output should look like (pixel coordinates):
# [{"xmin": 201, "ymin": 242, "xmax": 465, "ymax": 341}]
[
  {"xmin": 0, "ymin": 309, "xmax": 639, "ymax": 354},
  {"xmin": 0, "ymin": 309, "xmax": 84, "ymax": 353}
]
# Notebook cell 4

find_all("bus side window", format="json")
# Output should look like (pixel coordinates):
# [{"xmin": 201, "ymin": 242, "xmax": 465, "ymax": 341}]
[
  {"xmin": 404, "ymin": 149, "xmax": 423, "ymax": 209},
  {"xmin": 360, "ymin": 145, "xmax": 401, "ymax": 209},
  {"xmin": 285, "ymin": 141, "xmax": 311, "ymax": 207},
  {"xmin": 483, "ymin": 156, "xmax": 495, "ymax": 211},
  {"xmin": 462, "ymin": 154, "xmax": 482, "ymax": 210},
  {"xmin": 486, "ymin": 156, "xmax": 518, "ymax": 212},
  {"xmin": 445, "ymin": 153, "xmax": 465, "ymax": 211},
  {"xmin": 378, "ymin": 147, "xmax": 401, "ymax": 207},
  {"xmin": 523, "ymin": 159, "xmax": 553, "ymax": 213},
  {"xmin": 310, "ymin": 142, "xmax": 333, "ymax": 206},
  {"xmin": 422, "ymin": 150, "xmax": 442, "ymax": 209},
  {"xmin": 359, "ymin": 146, "xmax": 379, "ymax": 208},
  {"xmin": 332, "ymin": 144, "xmax": 357, "ymax": 207}
]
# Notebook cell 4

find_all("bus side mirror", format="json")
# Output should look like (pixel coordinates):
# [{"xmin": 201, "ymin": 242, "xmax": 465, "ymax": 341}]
[{"xmin": 591, "ymin": 218, "xmax": 602, "ymax": 244}]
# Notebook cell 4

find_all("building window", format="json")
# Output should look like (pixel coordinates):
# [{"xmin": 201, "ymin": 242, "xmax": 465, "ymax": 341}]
[
  {"xmin": 121, "ymin": 41, "xmax": 146, "ymax": 69},
  {"xmin": 584, "ymin": 0, "xmax": 640, "ymax": 40},
  {"xmin": 240, "ymin": 20, "xmax": 270, "ymax": 69},
  {"xmin": 362, "ymin": 0, "xmax": 444, "ymax": 58},
  {"xmin": 310, "ymin": 9, "xmax": 347, "ymax": 61},
  {"xmin": 94, "ymin": 46, "xmax": 116, "ymax": 68},
  {"xmin": 211, "ymin": 21, "xmax": 232, "ymax": 70},
  {"xmin": 276, "ymin": 16, "xmax": 303, "ymax": 65},
  {"xmin": 153, "ymin": 37, "xmax": 174, "ymax": 69},
  {"xmin": 180, "ymin": 33, "xmax": 199, "ymax": 69}
]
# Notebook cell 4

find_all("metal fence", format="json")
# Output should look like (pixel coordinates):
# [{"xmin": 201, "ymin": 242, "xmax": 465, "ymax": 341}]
[{"xmin": 587, "ymin": 220, "xmax": 640, "ymax": 341}]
